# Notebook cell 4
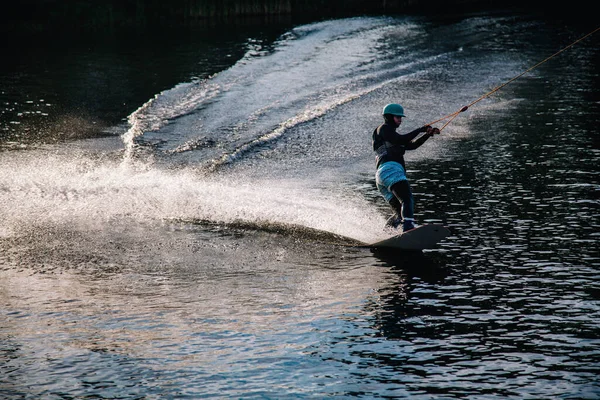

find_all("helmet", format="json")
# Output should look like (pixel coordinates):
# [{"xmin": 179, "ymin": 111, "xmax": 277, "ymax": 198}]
[{"xmin": 382, "ymin": 103, "xmax": 406, "ymax": 117}]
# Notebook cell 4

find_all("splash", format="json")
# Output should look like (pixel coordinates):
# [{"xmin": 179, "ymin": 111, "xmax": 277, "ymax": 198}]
[{"xmin": 0, "ymin": 147, "xmax": 387, "ymax": 244}]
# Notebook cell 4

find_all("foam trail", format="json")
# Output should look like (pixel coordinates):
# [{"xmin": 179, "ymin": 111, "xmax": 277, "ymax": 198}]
[
  {"xmin": 207, "ymin": 55, "xmax": 447, "ymax": 171},
  {"xmin": 121, "ymin": 79, "xmax": 222, "ymax": 162},
  {"xmin": 120, "ymin": 17, "xmax": 421, "ymax": 161}
]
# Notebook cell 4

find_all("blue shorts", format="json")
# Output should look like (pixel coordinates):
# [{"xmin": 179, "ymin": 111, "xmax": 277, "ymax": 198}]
[{"xmin": 375, "ymin": 161, "xmax": 407, "ymax": 202}]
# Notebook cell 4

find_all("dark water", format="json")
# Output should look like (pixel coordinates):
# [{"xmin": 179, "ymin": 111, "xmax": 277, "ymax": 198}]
[{"xmin": 1, "ymin": 11, "xmax": 599, "ymax": 399}]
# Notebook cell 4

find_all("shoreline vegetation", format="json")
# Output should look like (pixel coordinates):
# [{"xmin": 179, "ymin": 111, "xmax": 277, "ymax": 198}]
[{"xmin": 2, "ymin": 0, "xmax": 585, "ymax": 32}]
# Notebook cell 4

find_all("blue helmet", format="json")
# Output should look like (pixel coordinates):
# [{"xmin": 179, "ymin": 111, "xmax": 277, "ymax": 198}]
[{"xmin": 382, "ymin": 103, "xmax": 406, "ymax": 117}]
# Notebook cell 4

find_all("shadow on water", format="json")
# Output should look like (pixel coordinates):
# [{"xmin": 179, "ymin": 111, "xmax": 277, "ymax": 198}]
[
  {"xmin": 368, "ymin": 248, "xmax": 448, "ymax": 333},
  {"xmin": 365, "ymin": 249, "xmax": 452, "ymax": 345},
  {"xmin": 371, "ymin": 248, "xmax": 449, "ymax": 284}
]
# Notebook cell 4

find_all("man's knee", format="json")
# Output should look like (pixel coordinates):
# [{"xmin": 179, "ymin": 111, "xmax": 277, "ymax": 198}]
[{"xmin": 391, "ymin": 180, "xmax": 411, "ymax": 201}]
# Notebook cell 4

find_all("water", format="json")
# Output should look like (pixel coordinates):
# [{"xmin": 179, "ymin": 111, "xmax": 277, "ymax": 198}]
[{"xmin": 1, "ymin": 11, "xmax": 599, "ymax": 399}]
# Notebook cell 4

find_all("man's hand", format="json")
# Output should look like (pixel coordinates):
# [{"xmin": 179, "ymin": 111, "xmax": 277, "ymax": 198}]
[{"xmin": 426, "ymin": 126, "xmax": 440, "ymax": 135}]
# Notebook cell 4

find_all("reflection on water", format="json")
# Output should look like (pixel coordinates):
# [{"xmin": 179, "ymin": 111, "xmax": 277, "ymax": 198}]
[{"xmin": 1, "ymin": 11, "xmax": 599, "ymax": 400}]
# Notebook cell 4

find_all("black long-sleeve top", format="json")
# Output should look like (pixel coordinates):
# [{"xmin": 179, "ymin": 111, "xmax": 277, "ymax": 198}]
[{"xmin": 372, "ymin": 122, "xmax": 432, "ymax": 169}]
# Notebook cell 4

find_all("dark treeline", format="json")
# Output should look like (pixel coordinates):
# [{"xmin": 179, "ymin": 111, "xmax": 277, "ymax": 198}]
[
  {"xmin": 2, "ymin": 0, "xmax": 559, "ymax": 31},
  {"xmin": 2, "ymin": 0, "xmax": 591, "ymax": 32}
]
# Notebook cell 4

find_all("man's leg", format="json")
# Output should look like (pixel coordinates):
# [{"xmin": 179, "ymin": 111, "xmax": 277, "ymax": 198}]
[
  {"xmin": 385, "ymin": 197, "xmax": 403, "ymax": 228},
  {"xmin": 391, "ymin": 180, "xmax": 416, "ymax": 231}
]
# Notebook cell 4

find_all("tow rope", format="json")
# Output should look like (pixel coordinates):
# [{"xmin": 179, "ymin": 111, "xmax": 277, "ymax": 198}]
[{"xmin": 428, "ymin": 25, "xmax": 600, "ymax": 131}]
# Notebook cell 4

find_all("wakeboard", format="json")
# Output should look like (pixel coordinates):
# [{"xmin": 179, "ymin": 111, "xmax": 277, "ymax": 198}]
[{"xmin": 367, "ymin": 224, "xmax": 450, "ymax": 250}]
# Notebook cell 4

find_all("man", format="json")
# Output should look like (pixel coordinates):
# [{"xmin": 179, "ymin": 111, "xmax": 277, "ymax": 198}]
[{"xmin": 372, "ymin": 103, "xmax": 440, "ymax": 232}]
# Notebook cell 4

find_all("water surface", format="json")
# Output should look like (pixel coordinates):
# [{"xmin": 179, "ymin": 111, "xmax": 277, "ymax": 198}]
[{"xmin": 1, "ymin": 11, "xmax": 599, "ymax": 399}]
